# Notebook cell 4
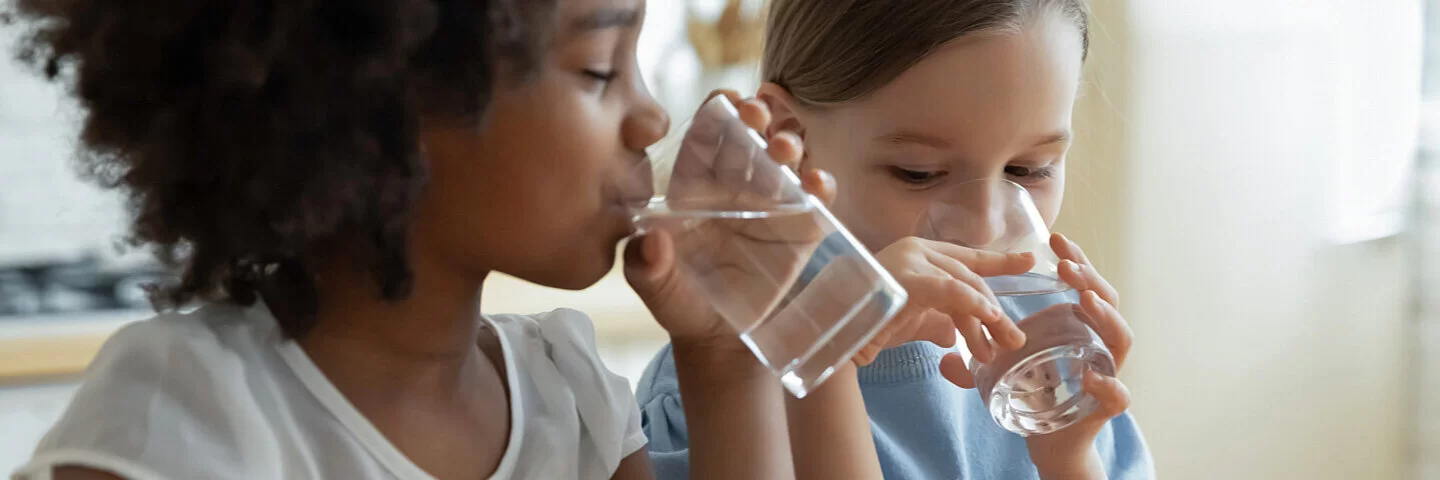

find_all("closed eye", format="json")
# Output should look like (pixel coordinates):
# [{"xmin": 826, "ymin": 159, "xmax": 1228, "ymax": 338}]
[
  {"xmin": 582, "ymin": 69, "xmax": 618, "ymax": 82},
  {"xmin": 1004, "ymin": 165, "xmax": 1058, "ymax": 183},
  {"xmin": 888, "ymin": 167, "xmax": 947, "ymax": 186}
]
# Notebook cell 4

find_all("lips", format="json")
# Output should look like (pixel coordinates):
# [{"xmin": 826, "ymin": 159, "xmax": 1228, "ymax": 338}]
[{"xmin": 615, "ymin": 158, "xmax": 655, "ymax": 209}]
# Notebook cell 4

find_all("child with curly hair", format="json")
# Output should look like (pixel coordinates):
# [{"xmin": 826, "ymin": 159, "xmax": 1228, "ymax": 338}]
[{"xmin": 4, "ymin": 0, "xmax": 976, "ymax": 478}]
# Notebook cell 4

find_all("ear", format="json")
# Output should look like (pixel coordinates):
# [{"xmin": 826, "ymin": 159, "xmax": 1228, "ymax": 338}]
[
  {"xmin": 756, "ymin": 82, "xmax": 813, "ymax": 169},
  {"xmin": 757, "ymin": 82, "xmax": 808, "ymax": 140}
]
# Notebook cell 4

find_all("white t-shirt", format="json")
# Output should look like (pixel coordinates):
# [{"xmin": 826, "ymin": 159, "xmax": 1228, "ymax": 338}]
[{"xmin": 12, "ymin": 303, "xmax": 647, "ymax": 480}]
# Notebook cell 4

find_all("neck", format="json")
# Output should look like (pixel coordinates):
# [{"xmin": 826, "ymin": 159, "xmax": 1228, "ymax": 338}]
[{"xmin": 299, "ymin": 244, "xmax": 490, "ymax": 392}]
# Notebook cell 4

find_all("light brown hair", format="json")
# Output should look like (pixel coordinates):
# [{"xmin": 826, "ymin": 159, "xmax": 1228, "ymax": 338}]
[{"xmin": 762, "ymin": 0, "xmax": 1089, "ymax": 108}]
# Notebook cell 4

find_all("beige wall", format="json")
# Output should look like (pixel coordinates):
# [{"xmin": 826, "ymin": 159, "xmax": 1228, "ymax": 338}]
[{"xmin": 1062, "ymin": 2, "xmax": 1416, "ymax": 479}]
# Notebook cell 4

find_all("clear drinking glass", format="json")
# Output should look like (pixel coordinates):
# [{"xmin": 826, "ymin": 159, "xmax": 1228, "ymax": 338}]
[
  {"xmin": 627, "ymin": 95, "xmax": 907, "ymax": 398},
  {"xmin": 917, "ymin": 178, "xmax": 1116, "ymax": 436}
]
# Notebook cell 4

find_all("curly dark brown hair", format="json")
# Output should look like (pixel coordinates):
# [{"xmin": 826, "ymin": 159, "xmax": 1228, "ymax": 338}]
[{"xmin": 8, "ymin": 0, "xmax": 554, "ymax": 335}]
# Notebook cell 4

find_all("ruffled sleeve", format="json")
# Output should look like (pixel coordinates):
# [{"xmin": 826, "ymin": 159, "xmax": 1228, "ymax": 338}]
[
  {"xmin": 531, "ymin": 309, "xmax": 649, "ymax": 463},
  {"xmin": 633, "ymin": 343, "xmax": 692, "ymax": 480}
]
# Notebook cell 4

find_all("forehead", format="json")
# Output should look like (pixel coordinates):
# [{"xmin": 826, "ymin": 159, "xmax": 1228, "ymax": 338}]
[
  {"xmin": 556, "ymin": 0, "xmax": 643, "ymax": 24},
  {"xmin": 836, "ymin": 15, "xmax": 1084, "ymax": 146}
]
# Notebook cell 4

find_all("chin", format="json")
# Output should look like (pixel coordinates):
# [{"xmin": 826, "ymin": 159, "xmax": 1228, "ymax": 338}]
[{"xmin": 540, "ymin": 246, "xmax": 618, "ymax": 291}]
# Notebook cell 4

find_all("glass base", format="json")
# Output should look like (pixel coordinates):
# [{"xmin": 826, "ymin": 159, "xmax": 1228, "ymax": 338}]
[
  {"xmin": 985, "ymin": 343, "xmax": 1115, "ymax": 436},
  {"xmin": 747, "ymin": 283, "xmax": 905, "ymax": 398}
]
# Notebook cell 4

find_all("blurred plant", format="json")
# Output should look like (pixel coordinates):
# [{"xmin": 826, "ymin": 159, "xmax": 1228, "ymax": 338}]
[{"xmin": 686, "ymin": 0, "xmax": 765, "ymax": 71}]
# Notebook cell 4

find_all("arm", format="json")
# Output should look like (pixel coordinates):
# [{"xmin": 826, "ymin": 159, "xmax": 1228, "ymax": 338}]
[
  {"xmin": 1030, "ymin": 449, "xmax": 1107, "ymax": 480},
  {"xmin": 784, "ymin": 365, "xmax": 883, "ymax": 480},
  {"xmin": 672, "ymin": 339, "xmax": 794, "ymax": 480}
]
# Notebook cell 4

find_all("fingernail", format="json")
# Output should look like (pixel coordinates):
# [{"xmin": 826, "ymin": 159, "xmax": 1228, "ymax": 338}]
[{"xmin": 1085, "ymin": 290, "xmax": 1102, "ymax": 303}]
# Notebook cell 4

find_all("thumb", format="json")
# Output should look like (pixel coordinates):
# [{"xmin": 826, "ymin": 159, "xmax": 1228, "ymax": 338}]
[
  {"xmin": 940, "ymin": 352, "xmax": 976, "ymax": 389},
  {"xmin": 623, "ymin": 231, "xmax": 678, "ymax": 303},
  {"xmin": 1064, "ymin": 371, "xmax": 1131, "ymax": 439}
]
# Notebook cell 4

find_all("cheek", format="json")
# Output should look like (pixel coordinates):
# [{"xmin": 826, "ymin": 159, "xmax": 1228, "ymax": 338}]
[
  {"xmin": 483, "ymin": 96, "xmax": 612, "ymax": 216},
  {"xmin": 1030, "ymin": 188, "xmax": 1065, "ymax": 227},
  {"xmin": 830, "ymin": 175, "xmax": 929, "ymax": 252}
]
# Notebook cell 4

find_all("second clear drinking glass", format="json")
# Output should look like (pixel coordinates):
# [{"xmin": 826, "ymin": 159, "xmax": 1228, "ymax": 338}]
[
  {"xmin": 626, "ymin": 95, "xmax": 907, "ymax": 398},
  {"xmin": 917, "ymin": 178, "xmax": 1116, "ymax": 436}
]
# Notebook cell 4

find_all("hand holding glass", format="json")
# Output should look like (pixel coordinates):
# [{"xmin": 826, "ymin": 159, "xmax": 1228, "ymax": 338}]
[
  {"xmin": 628, "ymin": 96, "xmax": 906, "ymax": 398},
  {"xmin": 918, "ymin": 178, "xmax": 1116, "ymax": 436}
]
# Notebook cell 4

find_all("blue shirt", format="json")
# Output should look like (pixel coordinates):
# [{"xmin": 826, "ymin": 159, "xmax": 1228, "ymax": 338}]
[
  {"xmin": 636, "ymin": 341, "xmax": 1154, "ymax": 479},
  {"xmin": 636, "ymin": 235, "xmax": 1154, "ymax": 478}
]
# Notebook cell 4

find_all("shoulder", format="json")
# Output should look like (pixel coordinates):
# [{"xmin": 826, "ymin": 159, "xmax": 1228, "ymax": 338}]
[
  {"xmin": 487, "ymin": 309, "xmax": 649, "ymax": 460},
  {"xmin": 93, "ymin": 303, "xmax": 258, "ymax": 372},
  {"xmin": 486, "ymin": 308, "xmax": 611, "ymax": 367},
  {"xmin": 16, "ymin": 303, "xmax": 278, "ymax": 480},
  {"xmin": 633, "ymin": 343, "xmax": 691, "ymax": 467},
  {"xmin": 72, "ymin": 303, "xmax": 264, "ymax": 397},
  {"xmin": 488, "ymin": 309, "xmax": 621, "ymax": 397},
  {"xmin": 488, "ymin": 307, "xmax": 600, "ymax": 346},
  {"xmin": 635, "ymin": 342, "xmax": 679, "ymax": 406}
]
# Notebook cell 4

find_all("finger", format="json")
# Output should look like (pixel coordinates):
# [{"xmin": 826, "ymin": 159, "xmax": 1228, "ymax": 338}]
[
  {"xmin": 853, "ymin": 339, "xmax": 885, "ymax": 366},
  {"xmin": 1080, "ymin": 290, "xmax": 1133, "ymax": 368},
  {"xmin": 940, "ymin": 352, "xmax": 976, "ymax": 389},
  {"xmin": 800, "ymin": 168, "xmax": 837, "ymax": 206},
  {"xmin": 1049, "ymin": 232, "xmax": 1091, "ymax": 265},
  {"xmin": 1060, "ymin": 259, "xmax": 1120, "ymax": 308},
  {"xmin": 1083, "ymin": 370, "xmax": 1131, "ymax": 421},
  {"xmin": 1083, "ymin": 262, "xmax": 1120, "ymax": 307},
  {"xmin": 956, "ymin": 315, "xmax": 995, "ymax": 363},
  {"xmin": 736, "ymin": 98, "xmax": 772, "ymax": 134},
  {"xmin": 911, "ymin": 275, "xmax": 1025, "ymax": 350},
  {"xmin": 766, "ymin": 131, "xmax": 803, "ymax": 171},
  {"xmin": 694, "ymin": 90, "xmax": 750, "ymax": 139},
  {"xmin": 698, "ymin": 89, "xmax": 769, "ymax": 139},
  {"xmin": 916, "ymin": 309, "xmax": 959, "ymax": 349},
  {"xmin": 924, "ymin": 239, "xmax": 1036, "ymax": 277},
  {"xmin": 920, "ymin": 250, "xmax": 1019, "ymax": 352},
  {"xmin": 1058, "ymin": 259, "xmax": 1090, "ymax": 292},
  {"xmin": 922, "ymin": 248, "xmax": 1003, "ymax": 308},
  {"xmin": 905, "ymin": 273, "xmax": 998, "ymax": 322},
  {"xmin": 622, "ymin": 232, "xmax": 678, "ymax": 303}
]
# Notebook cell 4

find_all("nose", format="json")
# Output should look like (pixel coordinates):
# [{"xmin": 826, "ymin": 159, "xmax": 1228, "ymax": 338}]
[
  {"xmin": 925, "ymin": 182, "xmax": 1008, "ymax": 249},
  {"xmin": 623, "ymin": 85, "xmax": 670, "ymax": 153}
]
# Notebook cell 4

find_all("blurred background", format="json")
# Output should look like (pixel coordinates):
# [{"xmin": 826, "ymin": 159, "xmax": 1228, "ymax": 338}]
[{"xmin": 0, "ymin": 0, "xmax": 1436, "ymax": 478}]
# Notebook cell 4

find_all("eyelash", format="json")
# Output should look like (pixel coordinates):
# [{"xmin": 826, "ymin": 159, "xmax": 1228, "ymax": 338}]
[
  {"xmin": 888, "ymin": 167, "xmax": 946, "ymax": 186},
  {"xmin": 887, "ymin": 165, "xmax": 1057, "ymax": 186},
  {"xmin": 582, "ymin": 69, "xmax": 619, "ymax": 83},
  {"xmin": 1004, "ymin": 165, "xmax": 1058, "ymax": 181}
]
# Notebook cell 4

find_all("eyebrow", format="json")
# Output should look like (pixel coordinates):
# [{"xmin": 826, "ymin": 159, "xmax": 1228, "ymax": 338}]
[
  {"xmin": 1031, "ymin": 131, "xmax": 1073, "ymax": 147},
  {"xmin": 876, "ymin": 130, "xmax": 952, "ymax": 149},
  {"xmin": 568, "ymin": 7, "xmax": 642, "ymax": 34},
  {"xmin": 874, "ymin": 129, "xmax": 1073, "ymax": 149}
]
